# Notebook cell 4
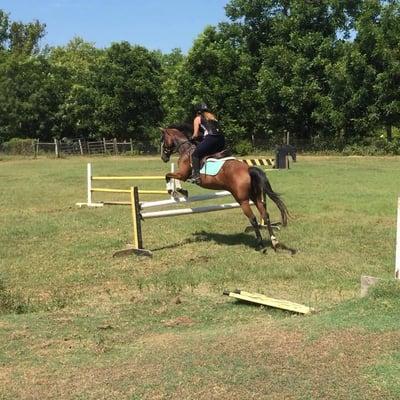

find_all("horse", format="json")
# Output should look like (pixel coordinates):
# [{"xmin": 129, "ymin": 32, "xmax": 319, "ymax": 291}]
[{"xmin": 160, "ymin": 125, "xmax": 292, "ymax": 252}]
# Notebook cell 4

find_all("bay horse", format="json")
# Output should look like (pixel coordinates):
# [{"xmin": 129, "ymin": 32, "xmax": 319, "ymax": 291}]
[{"xmin": 160, "ymin": 125, "xmax": 292, "ymax": 252}]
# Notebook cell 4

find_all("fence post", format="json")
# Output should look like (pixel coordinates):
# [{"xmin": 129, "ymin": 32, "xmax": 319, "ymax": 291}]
[
  {"xmin": 54, "ymin": 138, "xmax": 59, "ymax": 158},
  {"xmin": 113, "ymin": 138, "xmax": 118, "ymax": 154},
  {"xmin": 103, "ymin": 138, "xmax": 107, "ymax": 154},
  {"xmin": 87, "ymin": 163, "xmax": 93, "ymax": 206},
  {"xmin": 130, "ymin": 138, "xmax": 134, "ymax": 154},
  {"xmin": 113, "ymin": 186, "xmax": 152, "ymax": 257},
  {"xmin": 78, "ymin": 139, "xmax": 84, "ymax": 155},
  {"xmin": 33, "ymin": 139, "xmax": 38, "ymax": 158}
]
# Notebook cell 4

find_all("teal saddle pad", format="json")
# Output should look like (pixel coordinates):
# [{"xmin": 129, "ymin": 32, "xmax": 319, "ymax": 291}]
[{"xmin": 200, "ymin": 157, "xmax": 236, "ymax": 176}]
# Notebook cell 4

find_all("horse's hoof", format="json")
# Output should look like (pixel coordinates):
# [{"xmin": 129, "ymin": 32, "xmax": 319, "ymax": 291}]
[
  {"xmin": 177, "ymin": 188, "xmax": 189, "ymax": 198},
  {"xmin": 255, "ymin": 242, "xmax": 267, "ymax": 252}
]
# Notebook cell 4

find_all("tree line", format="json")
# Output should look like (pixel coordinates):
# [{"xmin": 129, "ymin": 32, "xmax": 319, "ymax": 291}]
[{"xmin": 0, "ymin": 1, "xmax": 399, "ymax": 153}]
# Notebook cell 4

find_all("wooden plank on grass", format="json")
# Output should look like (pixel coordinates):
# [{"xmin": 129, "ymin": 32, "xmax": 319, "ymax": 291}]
[{"xmin": 224, "ymin": 289, "xmax": 313, "ymax": 315}]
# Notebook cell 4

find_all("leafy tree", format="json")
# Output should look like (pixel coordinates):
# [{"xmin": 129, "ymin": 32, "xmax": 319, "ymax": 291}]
[
  {"xmin": 371, "ymin": 0, "xmax": 400, "ymax": 140},
  {"xmin": 49, "ymin": 38, "xmax": 102, "ymax": 139},
  {"xmin": 0, "ymin": 54, "xmax": 60, "ymax": 141},
  {"xmin": 8, "ymin": 19, "xmax": 46, "ymax": 55},
  {"xmin": 93, "ymin": 42, "xmax": 163, "ymax": 140},
  {"xmin": 0, "ymin": 10, "xmax": 46, "ymax": 55},
  {"xmin": 160, "ymin": 48, "xmax": 187, "ymax": 125},
  {"xmin": 224, "ymin": 0, "xmax": 365, "ymax": 146},
  {"xmin": 0, "ymin": 10, "xmax": 9, "ymax": 50},
  {"xmin": 0, "ymin": 11, "xmax": 52, "ymax": 142}
]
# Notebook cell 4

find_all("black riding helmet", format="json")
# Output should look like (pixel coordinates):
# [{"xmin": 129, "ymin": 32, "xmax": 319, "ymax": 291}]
[{"xmin": 195, "ymin": 102, "xmax": 209, "ymax": 113}]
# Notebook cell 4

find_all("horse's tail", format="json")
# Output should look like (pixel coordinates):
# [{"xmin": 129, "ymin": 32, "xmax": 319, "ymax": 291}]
[{"xmin": 249, "ymin": 166, "xmax": 289, "ymax": 226}]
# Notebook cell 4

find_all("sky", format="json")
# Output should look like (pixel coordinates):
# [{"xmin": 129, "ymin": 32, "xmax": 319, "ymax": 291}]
[{"xmin": 1, "ymin": 0, "xmax": 230, "ymax": 53}]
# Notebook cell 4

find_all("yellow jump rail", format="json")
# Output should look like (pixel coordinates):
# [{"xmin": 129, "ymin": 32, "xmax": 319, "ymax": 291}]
[{"xmin": 76, "ymin": 163, "xmax": 179, "ymax": 207}]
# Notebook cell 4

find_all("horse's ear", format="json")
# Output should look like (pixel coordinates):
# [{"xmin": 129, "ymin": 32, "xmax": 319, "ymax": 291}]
[{"xmin": 159, "ymin": 128, "xmax": 166, "ymax": 142}]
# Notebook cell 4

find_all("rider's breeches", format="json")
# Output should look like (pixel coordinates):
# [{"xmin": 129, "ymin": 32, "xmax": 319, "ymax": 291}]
[{"xmin": 192, "ymin": 135, "xmax": 225, "ymax": 159}]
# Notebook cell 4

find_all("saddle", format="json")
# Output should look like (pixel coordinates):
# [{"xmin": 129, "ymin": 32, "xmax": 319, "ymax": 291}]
[{"xmin": 200, "ymin": 149, "xmax": 232, "ymax": 168}]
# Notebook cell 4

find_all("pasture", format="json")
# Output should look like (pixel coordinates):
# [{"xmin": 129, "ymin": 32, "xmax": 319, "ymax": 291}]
[{"xmin": 0, "ymin": 155, "xmax": 399, "ymax": 399}]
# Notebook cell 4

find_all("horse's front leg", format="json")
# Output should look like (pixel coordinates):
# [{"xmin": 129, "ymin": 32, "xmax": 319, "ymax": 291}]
[
  {"xmin": 165, "ymin": 160, "xmax": 191, "ymax": 183},
  {"xmin": 165, "ymin": 171, "xmax": 190, "ymax": 198},
  {"xmin": 165, "ymin": 172, "xmax": 172, "ymax": 183},
  {"xmin": 165, "ymin": 171, "xmax": 188, "ymax": 182}
]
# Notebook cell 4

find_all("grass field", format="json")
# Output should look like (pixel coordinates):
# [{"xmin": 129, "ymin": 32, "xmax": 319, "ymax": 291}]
[{"xmin": 0, "ymin": 154, "xmax": 399, "ymax": 399}]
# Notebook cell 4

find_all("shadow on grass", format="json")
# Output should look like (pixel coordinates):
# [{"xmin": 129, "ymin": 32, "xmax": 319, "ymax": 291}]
[
  {"xmin": 152, "ymin": 230, "xmax": 260, "ymax": 253},
  {"xmin": 152, "ymin": 230, "xmax": 297, "ymax": 255}
]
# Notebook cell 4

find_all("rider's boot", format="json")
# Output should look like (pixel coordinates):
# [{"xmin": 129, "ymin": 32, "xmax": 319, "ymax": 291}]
[{"xmin": 188, "ymin": 155, "xmax": 201, "ymax": 184}]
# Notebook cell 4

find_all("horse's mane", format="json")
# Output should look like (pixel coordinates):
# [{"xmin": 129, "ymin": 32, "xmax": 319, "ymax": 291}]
[{"xmin": 166, "ymin": 123, "xmax": 193, "ymax": 138}]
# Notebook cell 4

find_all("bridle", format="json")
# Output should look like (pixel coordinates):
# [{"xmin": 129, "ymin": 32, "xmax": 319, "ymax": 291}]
[{"xmin": 161, "ymin": 129, "xmax": 194, "ymax": 159}]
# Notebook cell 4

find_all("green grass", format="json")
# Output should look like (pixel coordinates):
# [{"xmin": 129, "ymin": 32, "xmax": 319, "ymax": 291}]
[{"xmin": 0, "ymin": 154, "xmax": 399, "ymax": 399}]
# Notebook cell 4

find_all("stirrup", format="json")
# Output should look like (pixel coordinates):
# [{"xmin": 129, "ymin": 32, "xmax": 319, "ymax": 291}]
[{"xmin": 187, "ymin": 174, "xmax": 201, "ymax": 184}]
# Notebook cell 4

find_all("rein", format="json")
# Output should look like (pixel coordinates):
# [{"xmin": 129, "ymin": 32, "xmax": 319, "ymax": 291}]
[
  {"xmin": 174, "ymin": 139, "xmax": 194, "ymax": 154},
  {"xmin": 161, "ymin": 128, "xmax": 196, "ymax": 162}
]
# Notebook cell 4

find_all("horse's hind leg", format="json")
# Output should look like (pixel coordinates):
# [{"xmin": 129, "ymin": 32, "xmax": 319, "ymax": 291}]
[
  {"xmin": 254, "ymin": 196, "xmax": 279, "ymax": 250},
  {"xmin": 239, "ymin": 200, "xmax": 265, "ymax": 251}
]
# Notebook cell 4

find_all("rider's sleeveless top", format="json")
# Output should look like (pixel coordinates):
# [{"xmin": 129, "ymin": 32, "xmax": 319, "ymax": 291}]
[{"xmin": 200, "ymin": 115, "xmax": 222, "ymax": 136}]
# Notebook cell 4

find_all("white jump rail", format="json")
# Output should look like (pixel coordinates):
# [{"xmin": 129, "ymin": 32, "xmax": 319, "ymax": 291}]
[
  {"xmin": 140, "ymin": 190, "xmax": 231, "ymax": 209},
  {"xmin": 142, "ymin": 202, "xmax": 242, "ymax": 219}
]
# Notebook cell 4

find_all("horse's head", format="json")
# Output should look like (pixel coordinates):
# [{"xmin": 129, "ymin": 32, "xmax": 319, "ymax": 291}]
[
  {"xmin": 160, "ymin": 128, "xmax": 175, "ymax": 162},
  {"xmin": 160, "ymin": 126, "xmax": 192, "ymax": 163}
]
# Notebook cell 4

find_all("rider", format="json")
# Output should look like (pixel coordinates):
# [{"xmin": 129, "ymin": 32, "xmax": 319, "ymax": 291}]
[{"xmin": 189, "ymin": 103, "xmax": 225, "ymax": 184}]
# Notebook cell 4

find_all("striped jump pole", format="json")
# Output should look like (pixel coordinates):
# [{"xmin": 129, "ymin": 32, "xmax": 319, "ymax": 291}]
[{"xmin": 241, "ymin": 158, "xmax": 275, "ymax": 168}]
